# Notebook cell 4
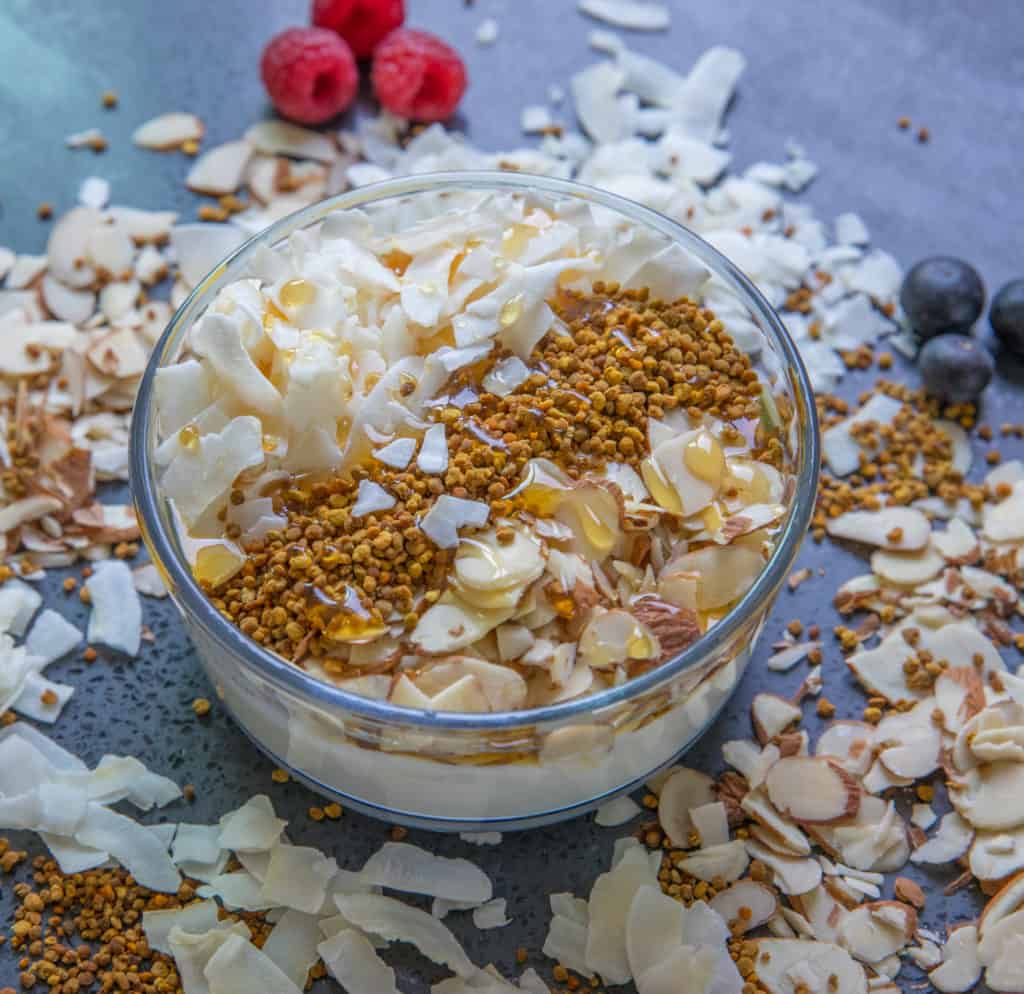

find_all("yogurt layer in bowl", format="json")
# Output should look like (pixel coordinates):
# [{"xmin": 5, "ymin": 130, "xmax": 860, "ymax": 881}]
[{"xmin": 133, "ymin": 173, "xmax": 818, "ymax": 829}]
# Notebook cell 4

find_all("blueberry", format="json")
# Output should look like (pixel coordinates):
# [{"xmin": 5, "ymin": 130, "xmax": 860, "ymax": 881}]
[
  {"xmin": 918, "ymin": 333, "xmax": 993, "ymax": 404},
  {"xmin": 990, "ymin": 279, "xmax": 1024, "ymax": 356},
  {"xmin": 900, "ymin": 257, "xmax": 986, "ymax": 339}
]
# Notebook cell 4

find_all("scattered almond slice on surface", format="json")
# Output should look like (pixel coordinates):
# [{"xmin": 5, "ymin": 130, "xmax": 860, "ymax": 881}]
[
  {"xmin": 132, "ymin": 112, "xmax": 205, "ymax": 150},
  {"xmin": 765, "ymin": 757, "xmax": 861, "ymax": 824},
  {"xmin": 186, "ymin": 140, "xmax": 253, "ymax": 195},
  {"xmin": 752, "ymin": 693, "xmax": 803, "ymax": 743},
  {"xmin": 826, "ymin": 507, "xmax": 930, "ymax": 551}
]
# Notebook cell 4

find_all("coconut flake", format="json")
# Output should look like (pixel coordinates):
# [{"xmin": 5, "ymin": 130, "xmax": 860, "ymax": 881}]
[
  {"xmin": 351, "ymin": 480, "xmax": 397, "ymax": 518},
  {"xmin": 260, "ymin": 843, "xmax": 337, "ymax": 913},
  {"xmin": 170, "ymin": 223, "xmax": 246, "ymax": 289},
  {"xmin": 318, "ymin": 929, "xmax": 400, "ymax": 994},
  {"xmin": 475, "ymin": 18, "xmax": 499, "ymax": 45},
  {"xmin": 244, "ymin": 121, "xmax": 337, "ymax": 163},
  {"xmin": 75, "ymin": 802, "xmax": 180, "ymax": 892},
  {"xmin": 595, "ymin": 794, "xmax": 642, "ymax": 827},
  {"xmin": 132, "ymin": 563, "xmax": 168, "ymax": 598},
  {"xmin": 336, "ymin": 893, "xmax": 476, "ymax": 978},
  {"xmin": 360, "ymin": 842, "xmax": 492, "ymax": 904},
  {"xmin": 143, "ymin": 899, "xmax": 220, "ymax": 954},
  {"xmin": 374, "ymin": 437, "xmax": 416, "ymax": 470},
  {"xmin": 85, "ymin": 560, "xmax": 141, "ymax": 656},
  {"xmin": 472, "ymin": 898, "xmax": 511, "ymax": 930},
  {"xmin": 420, "ymin": 495, "xmax": 490, "ymax": 549},
  {"xmin": 12, "ymin": 673, "xmax": 74, "ymax": 723},
  {"xmin": 203, "ymin": 932, "xmax": 301, "ymax": 994},
  {"xmin": 218, "ymin": 794, "xmax": 286, "ymax": 852},
  {"xmin": 417, "ymin": 424, "xmax": 449, "ymax": 475},
  {"xmin": 0, "ymin": 579, "xmax": 42, "ymax": 637},
  {"xmin": 78, "ymin": 176, "xmax": 111, "ymax": 209}
]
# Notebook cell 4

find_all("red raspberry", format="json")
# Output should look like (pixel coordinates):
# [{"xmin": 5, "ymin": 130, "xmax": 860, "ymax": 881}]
[
  {"xmin": 371, "ymin": 28, "xmax": 467, "ymax": 123},
  {"xmin": 311, "ymin": 0, "xmax": 405, "ymax": 60},
  {"xmin": 260, "ymin": 27, "xmax": 358, "ymax": 125}
]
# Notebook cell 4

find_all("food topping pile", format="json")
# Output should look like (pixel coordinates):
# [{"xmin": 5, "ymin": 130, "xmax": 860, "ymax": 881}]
[
  {"xmin": 2, "ymin": 0, "xmax": 1024, "ymax": 991},
  {"xmin": 155, "ymin": 198, "xmax": 791, "ymax": 711}
]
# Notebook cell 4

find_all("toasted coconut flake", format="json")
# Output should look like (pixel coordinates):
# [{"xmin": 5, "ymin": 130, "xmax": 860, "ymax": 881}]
[
  {"xmin": 336, "ymin": 893, "xmax": 475, "ymax": 978},
  {"xmin": 318, "ymin": 929, "xmax": 400, "ymax": 994},
  {"xmin": 657, "ymin": 766, "xmax": 717, "ymax": 845},
  {"xmin": 929, "ymin": 925, "xmax": 981, "ymax": 994},
  {"xmin": 827, "ymin": 507, "xmax": 930, "ymax": 551},
  {"xmin": 132, "ymin": 112, "xmax": 204, "ymax": 150},
  {"xmin": 361, "ymin": 842, "xmax": 492, "ymax": 903},
  {"xmin": 85, "ymin": 559, "xmax": 141, "ymax": 656}
]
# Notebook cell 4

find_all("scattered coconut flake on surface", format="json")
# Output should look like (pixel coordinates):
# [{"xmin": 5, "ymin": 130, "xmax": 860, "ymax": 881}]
[
  {"xmin": 459, "ymin": 832, "xmax": 503, "ymax": 846},
  {"xmin": 132, "ymin": 563, "xmax": 168, "ymax": 597},
  {"xmin": 85, "ymin": 559, "xmax": 142, "ymax": 656},
  {"xmin": 578, "ymin": 0, "xmax": 671, "ymax": 31},
  {"xmin": 218, "ymin": 794, "xmax": 287, "ymax": 852},
  {"xmin": 24, "ymin": 609, "xmax": 82, "ymax": 665},
  {"xmin": 473, "ymin": 898, "xmax": 511, "ymax": 930},
  {"xmin": 319, "ymin": 929, "xmax": 400, "ymax": 994},
  {"xmin": 595, "ymin": 794, "xmax": 642, "ymax": 826},
  {"xmin": 78, "ymin": 176, "xmax": 111, "ymax": 209},
  {"xmin": 521, "ymin": 105, "xmax": 554, "ymax": 134},
  {"xmin": 476, "ymin": 18, "xmax": 499, "ymax": 46},
  {"xmin": 360, "ymin": 842, "xmax": 493, "ymax": 903}
]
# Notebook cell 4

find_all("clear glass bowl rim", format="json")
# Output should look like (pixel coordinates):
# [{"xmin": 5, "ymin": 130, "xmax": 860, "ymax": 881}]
[{"xmin": 130, "ymin": 169, "xmax": 820, "ymax": 732}]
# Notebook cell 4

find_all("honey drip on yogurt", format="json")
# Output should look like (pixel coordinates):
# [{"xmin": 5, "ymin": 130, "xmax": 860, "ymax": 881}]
[{"xmin": 305, "ymin": 584, "xmax": 386, "ymax": 644}]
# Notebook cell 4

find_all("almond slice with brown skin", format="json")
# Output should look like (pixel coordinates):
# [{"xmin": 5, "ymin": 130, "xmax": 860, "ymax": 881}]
[
  {"xmin": 837, "ymin": 901, "xmax": 917, "ymax": 964},
  {"xmin": 741, "ymin": 787, "xmax": 811, "ymax": 856},
  {"xmin": 186, "ymin": 140, "xmax": 253, "ymax": 196},
  {"xmin": 752, "ymin": 693, "xmax": 802, "ymax": 744},
  {"xmin": 979, "ymin": 868, "xmax": 1024, "ymax": 940},
  {"xmin": 754, "ymin": 938, "xmax": 867, "ymax": 994},
  {"xmin": 744, "ymin": 839, "xmax": 822, "ymax": 896},
  {"xmin": 929, "ymin": 925, "xmax": 981, "ymax": 994},
  {"xmin": 657, "ymin": 766, "xmax": 716, "ymax": 846},
  {"xmin": 709, "ymin": 880, "xmax": 777, "ymax": 934},
  {"xmin": 132, "ymin": 112, "xmax": 205, "ymax": 150},
  {"xmin": 826, "ymin": 507, "xmax": 931, "ymax": 551},
  {"xmin": 815, "ymin": 721, "xmax": 876, "ymax": 778},
  {"xmin": 765, "ymin": 757, "xmax": 861, "ymax": 825}
]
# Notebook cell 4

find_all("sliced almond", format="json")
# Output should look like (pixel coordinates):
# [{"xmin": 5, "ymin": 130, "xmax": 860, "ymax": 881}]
[
  {"xmin": 790, "ymin": 885, "xmax": 846, "ymax": 942},
  {"xmin": 837, "ymin": 901, "xmax": 916, "ymax": 964},
  {"xmin": 710, "ymin": 880, "xmax": 777, "ymax": 933},
  {"xmin": 929, "ymin": 925, "xmax": 981, "ymax": 994},
  {"xmin": 741, "ymin": 787, "xmax": 811, "ymax": 856},
  {"xmin": 934, "ymin": 667, "xmax": 986, "ymax": 734},
  {"xmin": 910, "ymin": 812, "xmax": 974, "ymax": 864},
  {"xmin": 47, "ymin": 206, "xmax": 101, "ymax": 288},
  {"xmin": 978, "ymin": 869, "xmax": 1024, "ymax": 939},
  {"xmin": 765, "ymin": 757, "xmax": 861, "ymax": 825},
  {"xmin": 826, "ymin": 507, "xmax": 930, "ymax": 551},
  {"xmin": 970, "ymin": 827, "xmax": 1024, "ymax": 883},
  {"xmin": 752, "ymin": 693, "xmax": 802, "ymax": 743},
  {"xmin": 677, "ymin": 840, "xmax": 749, "ymax": 884},
  {"xmin": 244, "ymin": 121, "xmax": 337, "ymax": 163},
  {"xmin": 657, "ymin": 767, "xmax": 716, "ymax": 846},
  {"xmin": 754, "ymin": 939, "xmax": 867, "ymax": 994},
  {"xmin": 186, "ymin": 140, "xmax": 253, "ymax": 195},
  {"xmin": 41, "ymin": 274, "xmax": 95, "ymax": 325},
  {"xmin": 630, "ymin": 597, "xmax": 700, "ymax": 662},
  {"xmin": 815, "ymin": 721, "xmax": 876, "ymax": 778},
  {"xmin": 132, "ymin": 112, "xmax": 204, "ymax": 150},
  {"xmin": 869, "ymin": 545, "xmax": 944, "ymax": 586}
]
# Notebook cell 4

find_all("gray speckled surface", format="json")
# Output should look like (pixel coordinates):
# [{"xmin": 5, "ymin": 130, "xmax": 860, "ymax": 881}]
[{"xmin": 2, "ymin": 0, "xmax": 1024, "ymax": 989}]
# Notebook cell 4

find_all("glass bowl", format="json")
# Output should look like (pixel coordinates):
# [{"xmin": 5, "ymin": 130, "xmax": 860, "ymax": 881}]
[{"xmin": 131, "ymin": 171, "xmax": 819, "ymax": 831}]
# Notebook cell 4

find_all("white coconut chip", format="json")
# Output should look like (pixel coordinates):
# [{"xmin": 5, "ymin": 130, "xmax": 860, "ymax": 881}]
[
  {"xmin": 203, "ymin": 932, "xmax": 301, "ymax": 994},
  {"xmin": 578, "ymin": 0, "xmax": 670, "ymax": 30},
  {"xmin": 360, "ymin": 842, "xmax": 493, "ymax": 904},
  {"xmin": 260, "ymin": 843, "xmax": 337, "ymax": 914},
  {"xmin": 132, "ymin": 112, "xmax": 204, "ymax": 150},
  {"xmin": 679, "ymin": 840, "xmax": 751, "ymax": 885},
  {"xmin": 218, "ymin": 794, "xmax": 286, "ymax": 852},
  {"xmin": 374, "ymin": 437, "xmax": 416, "ymax": 470},
  {"xmin": 171, "ymin": 823, "xmax": 223, "ymax": 867},
  {"xmin": 197, "ymin": 870, "xmax": 273, "ymax": 911},
  {"xmin": 0, "ymin": 579, "xmax": 42, "ymax": 636},
  {"xmin": 75, "ymin": 802, "xmax": 180, "ymax": 892},
  {"xmin": 13, "ymin": 672, "xmax": 74, "ymax": 723},
  {"xmin": 521, "ymin": 106, "xmax": 554, "ymax": 134},
  {"xmin": 473, "ymin": 898, "xmax": 511, "ymax": 930},
  {"xmin": 460, "ymin": 832, "xmax": 503, "ymax": 846},
  {"xmin": 75, "ymin": 177, "xmax": 111, "ymax": 213},
  {"xmin": 767, "ymin": 640, "xmax": 821, "ymax": 672},
  {"xmin": 475, "ymin": 18, "xmax": 499, "ymax": 46},
  {"xmin": 143, "ymin": 899, "xmax": 220, "ymax": 954},
  {"xmin": 24, "ymin": 609, "xmax": 82, "ymax": 665},
  {"xmin": 420, "ymin": 495, "xmax": 490, "ymax": 549},
  {"xmin": 595, "ymin": 794, "xmax": 642, "ymax": 826},
  {"xmin": 351, "ymin": 480, "xmax": 397, "ymax": 518},
  {"xmin": 571, "ymin": 62, "xmax": 629, "ymax": 144},
  {"xmin": 132, "ymin": 563, "xmax": 168, "ymax": 597},
  {"xmin": 258, "ymin": 909, "xmax": 323, "ymax": 990},
  {"xmin": 418, "ymin": 423, "xmax": 450, "ymax": 475},
  {"xmin": 336, "ymin": 893, "xmax": 476, "ymax": 978},
  {"xmin": 170, "ymin": 223, "xmax": 246, "ymax": 288},
  {"xmin": 835, "ymin": 212, "xmax": 870, "ymax": 246},
  {"xmin": 319, "ymin": 929, "xmax": 400, "ymax": 994},
  {"xmin": 481, "ymin": 356, "xmax": 531, "ymax": 397},
  {"xmin": 85, "ymin": 559, "xmax": 142, "ymax": 656}
]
